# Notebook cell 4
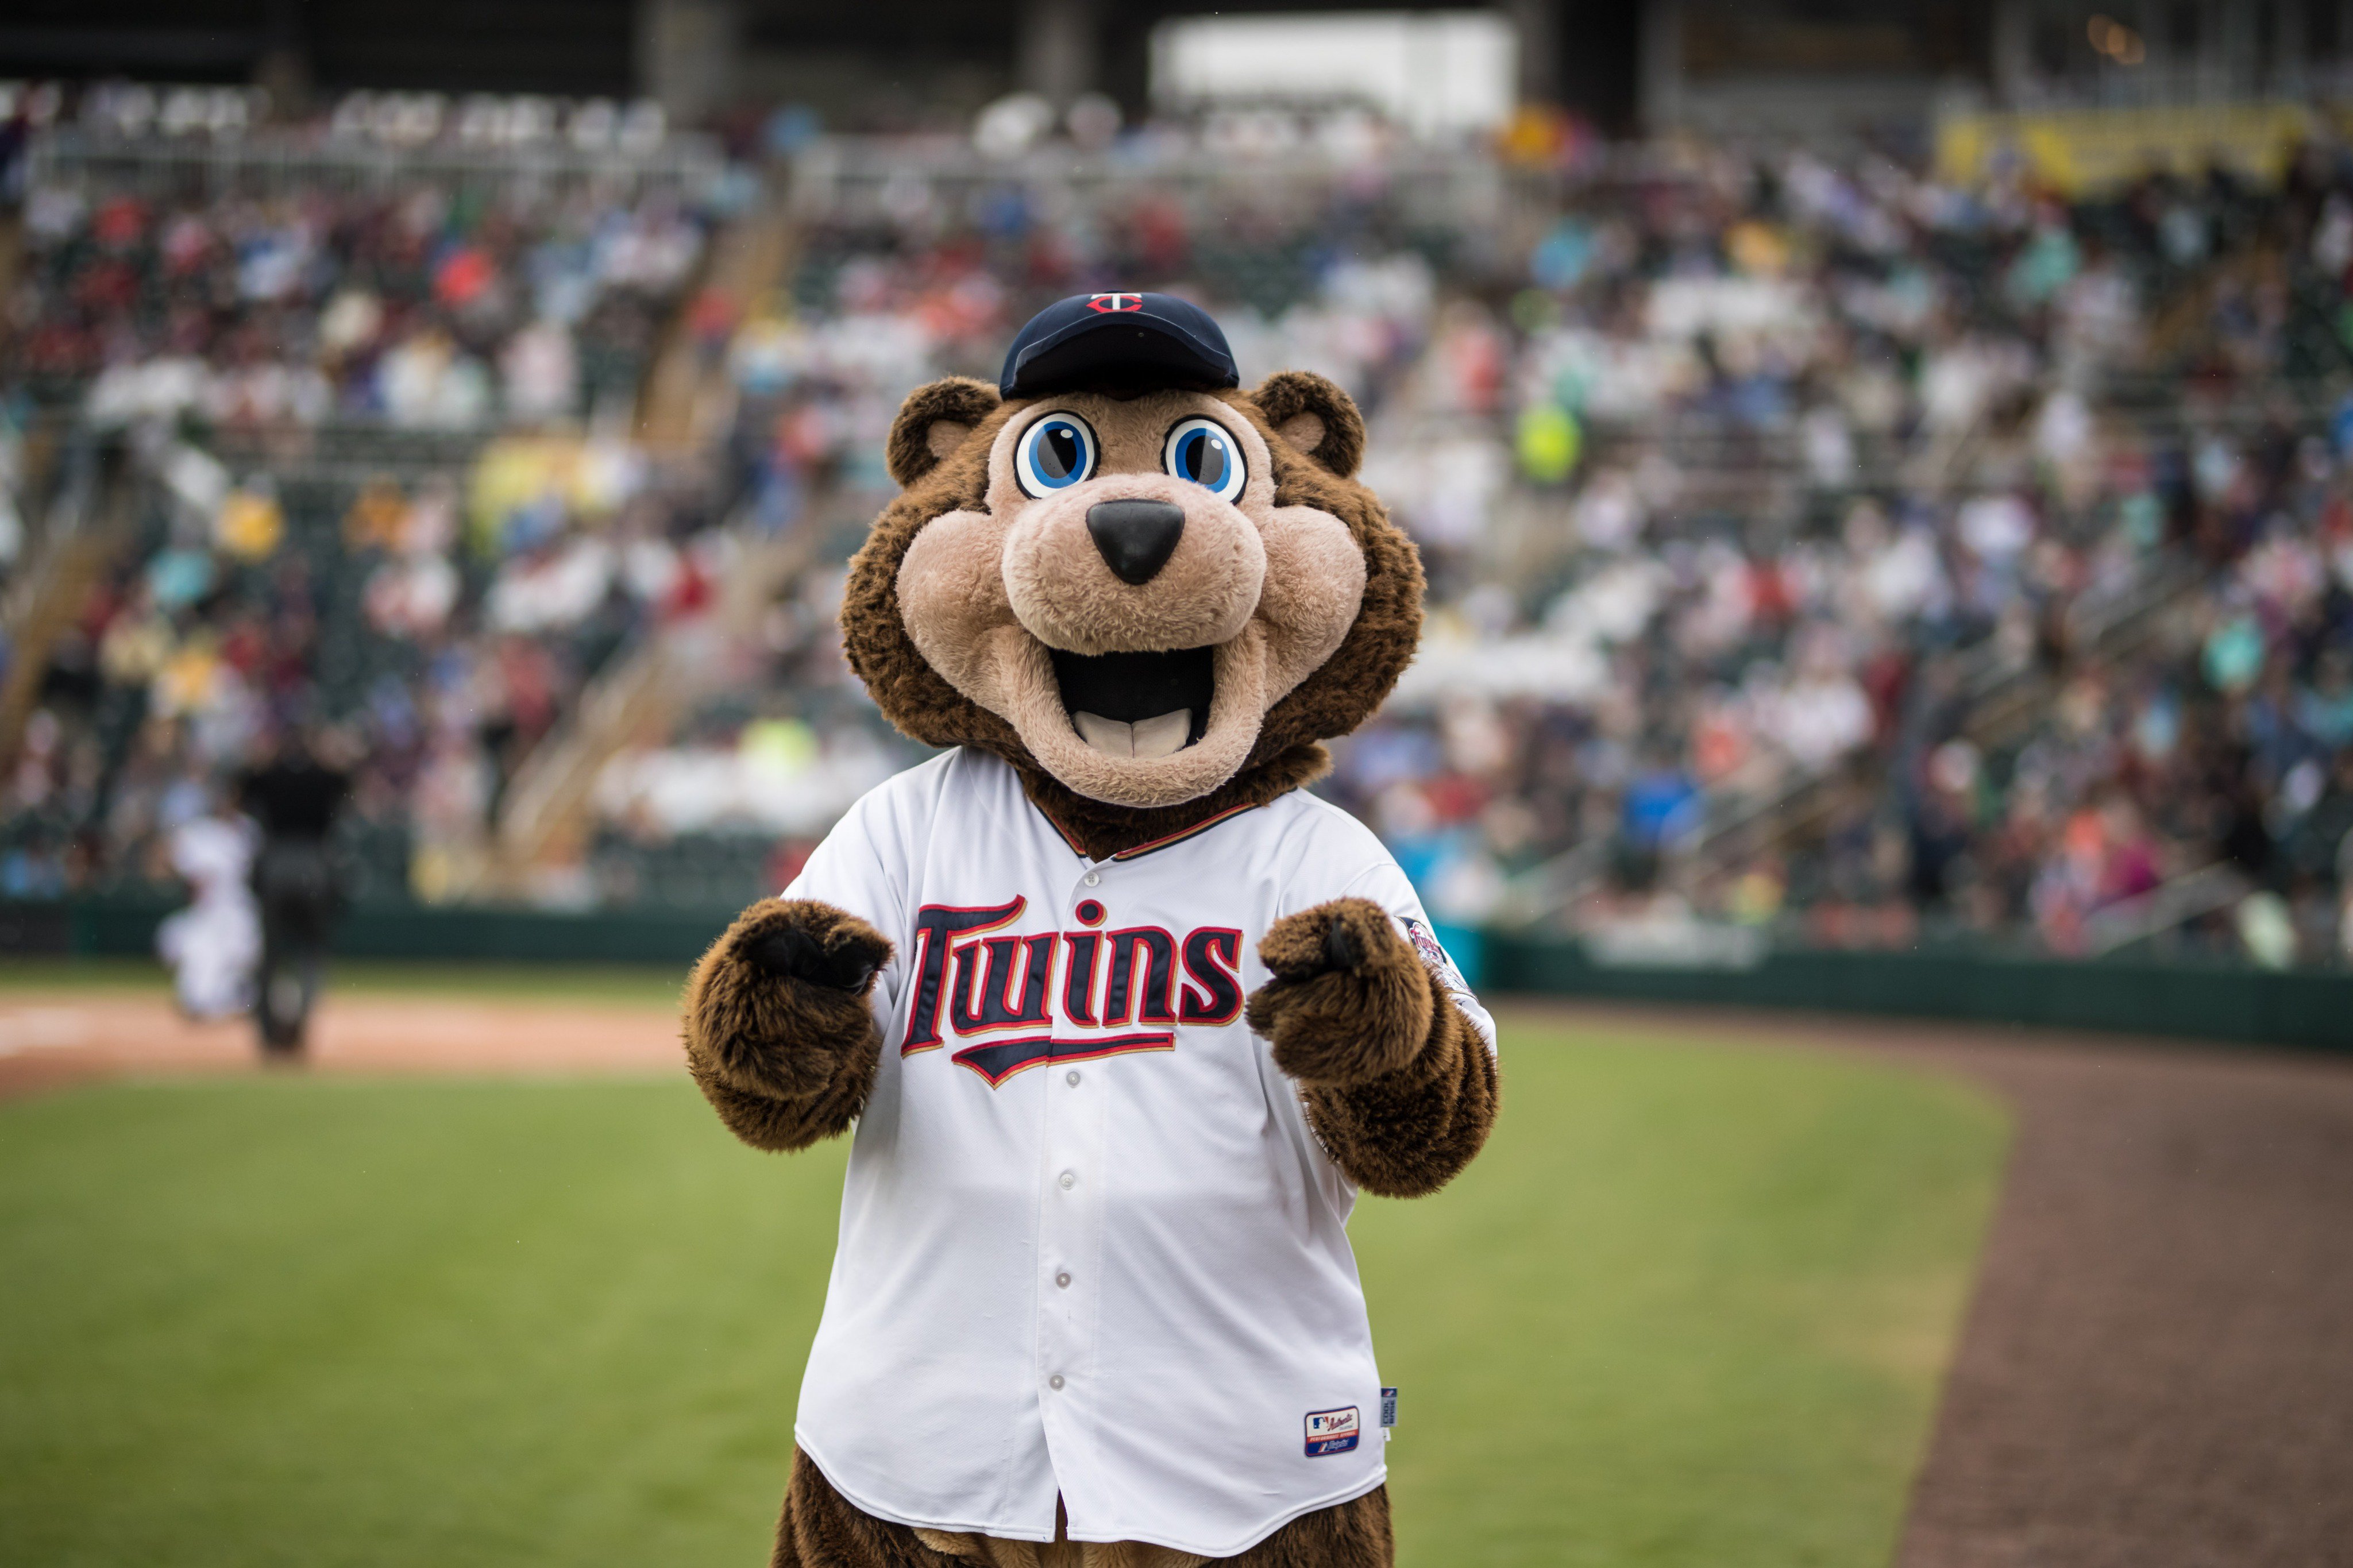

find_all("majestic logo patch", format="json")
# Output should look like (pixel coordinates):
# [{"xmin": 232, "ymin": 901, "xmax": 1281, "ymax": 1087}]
[
  {"xmin": 1304, "ymin": 1405, "xmax": 1361, "ymax": 1456},
  {"xmin": 1086, "ymin": 292, "xmax": 1144, "ymax": 313}
]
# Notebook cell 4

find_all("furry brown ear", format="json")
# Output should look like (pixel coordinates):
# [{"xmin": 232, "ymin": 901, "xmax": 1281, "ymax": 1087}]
[
  {"xmin": 886, "ymin": 377, "xmax": 1000, "ymax": 488},
  {"xmin": 1251, "ymin": 370, "xmax": 1366, "ymax": 480}
]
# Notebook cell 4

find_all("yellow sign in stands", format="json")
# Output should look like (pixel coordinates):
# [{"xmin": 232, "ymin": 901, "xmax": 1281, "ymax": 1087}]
[{"xmin": 1937, "ymin": 101, "xmax": 2322, "ymax": 195}]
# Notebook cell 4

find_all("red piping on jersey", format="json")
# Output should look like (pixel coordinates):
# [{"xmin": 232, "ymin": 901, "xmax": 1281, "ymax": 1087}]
[
  {"xmin": 1034, "ymin": 800, "xmax": 1266, "ymax": 863},
  {"xmin": 1039, "ymin": 809, "xmax": 1091, "ymax": 858},
  {"xmin": 1109, "ymin": 802, "xmax": 1262, "ymax": 860}
]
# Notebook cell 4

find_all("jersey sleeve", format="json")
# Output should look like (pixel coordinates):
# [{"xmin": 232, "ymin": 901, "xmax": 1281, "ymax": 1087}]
[
  {"xmin": 1333, "ymin": 856, "xmax": 1498, "ymax": 1057},
  {"xmin": 781, "ymin": 781, "xmax": 917, "ymax": 1026}
]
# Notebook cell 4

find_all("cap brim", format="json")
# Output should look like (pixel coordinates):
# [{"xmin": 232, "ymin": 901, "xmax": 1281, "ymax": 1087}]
[{"xmin": 1004, "ymin": 316, "xmax": 1239, "ymax": 399}]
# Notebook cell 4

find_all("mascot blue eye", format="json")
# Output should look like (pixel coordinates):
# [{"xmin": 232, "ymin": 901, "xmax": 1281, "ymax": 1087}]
[
  {"xmin": 1162, "ymin": 418, "xmax": 1247, "ymax": 503},
  {"xmin": 1015, "ymin": 414, "xmax": 1098, "ymax": 496}
]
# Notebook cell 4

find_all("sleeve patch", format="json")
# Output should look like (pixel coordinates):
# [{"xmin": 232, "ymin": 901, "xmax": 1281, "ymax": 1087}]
[{"xmin": 1399, "ymin": 917, "xmax": 1475, "ymax": 1009}]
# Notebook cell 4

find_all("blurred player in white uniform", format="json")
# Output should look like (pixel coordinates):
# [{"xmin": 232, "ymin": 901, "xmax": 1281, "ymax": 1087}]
[{"xmin": 155, "ymin": 806, "xmax": 262, "ymax": 1021}]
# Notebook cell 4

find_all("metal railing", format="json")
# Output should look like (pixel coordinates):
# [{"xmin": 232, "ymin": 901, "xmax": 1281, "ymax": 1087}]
[
  {"xmin": 1497, "ymin": 536, "xmax": 2211, "ymax": 930},
  {"xmin": 790, "ymin": 134, "xmax": 1509, "ymax": 234},
  {"xmin": 26, "ymin": 126, "xmax": 725, "ymax": 202},
  {"xmin": 2080, "ymin": 862, "xmax": 2253, "ymax": 958}
]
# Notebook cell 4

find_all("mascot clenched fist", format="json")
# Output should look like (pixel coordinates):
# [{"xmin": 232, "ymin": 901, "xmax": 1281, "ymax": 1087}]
[{"xmin": 684, "ymin": 293, "xmax": 1499, "ymax": 1567}]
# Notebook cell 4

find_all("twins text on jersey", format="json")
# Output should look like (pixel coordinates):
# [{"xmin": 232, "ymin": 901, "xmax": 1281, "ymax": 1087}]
[{"xmin": 901, "ymin": 893, "xmax": 1244, "ymax": 1086}]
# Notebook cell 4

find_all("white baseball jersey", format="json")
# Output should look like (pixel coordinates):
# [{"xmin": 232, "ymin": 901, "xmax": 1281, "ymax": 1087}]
[{"xmin": 780, "ymin": 747, "xmax": 1494, "ymax": 1558}]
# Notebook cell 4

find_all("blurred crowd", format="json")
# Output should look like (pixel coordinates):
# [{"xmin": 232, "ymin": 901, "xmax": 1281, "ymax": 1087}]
[
  {"xmin": 1, "ymin": 439, "xmax": 731, "ymax": 903},
  {"xmin": 1337, "ymin": 142, "xmax": 2353, "ymax": 968},
  {"xmin": 0, "ymin": 94, "xmax": 723, "ymax": 903},
  {"xmin": 10, "ymin": 179, "xmax": 701, "ymax": 431},
  {"xmin": 11, "ymin": 92, "xmax": 2353, "ymax": 969},
  {"xmin": 707, "ymin": 119, "xmax": 2353, "ymax": 966}
]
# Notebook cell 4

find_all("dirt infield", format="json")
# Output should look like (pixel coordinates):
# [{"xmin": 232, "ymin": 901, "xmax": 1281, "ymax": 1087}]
[
  {"xmin": 1527, "ymin": 1002, "xmax": 2353, "ymax": 1568},
  {"xmin": 1883, "ymin": 1029, "xmax": 2353, "ymax": 1568},
  {"xmin": 7, "ymin": 987, "xmax": 2348, "ymax": 1563},
  {"xmin": 0, "ymin": 990, "xmax": 681, "ymax": 1100}
]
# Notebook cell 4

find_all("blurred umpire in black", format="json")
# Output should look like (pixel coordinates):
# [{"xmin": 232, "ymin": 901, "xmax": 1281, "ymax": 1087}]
[{"xmin": 237, "ymin": 728, "xmax": 352, "ymax": 1058}]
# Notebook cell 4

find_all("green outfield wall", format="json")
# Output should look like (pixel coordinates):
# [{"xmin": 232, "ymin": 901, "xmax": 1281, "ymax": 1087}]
[
  {"xmin": 1479, "ymin": 933, "xmax": 2353, "ymax": 1053},
  {"xmin": 0, "ymin": 898, "xmax": 735, "ymax": 967},
  {"xmin": 4, "ymin": 899, "xmax": 2346, "ymax": 1052}
]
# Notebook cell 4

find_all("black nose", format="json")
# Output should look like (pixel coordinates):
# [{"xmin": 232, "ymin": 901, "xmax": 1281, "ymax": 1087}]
[{"xmin": 1086, "ymin": 499, "xmax": 1187, "ymax": 585}]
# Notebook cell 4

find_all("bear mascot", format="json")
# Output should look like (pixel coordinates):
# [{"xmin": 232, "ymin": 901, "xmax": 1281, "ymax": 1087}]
[{"xmin": 682, "ymin": 292, "xmax": 1499, "ymax": 1568}]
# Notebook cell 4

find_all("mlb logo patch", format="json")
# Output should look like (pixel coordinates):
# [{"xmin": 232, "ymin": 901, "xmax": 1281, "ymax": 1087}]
[{"xmin": 1304, "ymin": 1405, "xmax": 1361, "ymax": 1456}]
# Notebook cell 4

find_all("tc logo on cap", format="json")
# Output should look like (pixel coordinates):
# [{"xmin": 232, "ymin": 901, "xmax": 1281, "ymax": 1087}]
[{"xmin": 998, "ymin": 291, "xmax": 1239, "ymax": 398}]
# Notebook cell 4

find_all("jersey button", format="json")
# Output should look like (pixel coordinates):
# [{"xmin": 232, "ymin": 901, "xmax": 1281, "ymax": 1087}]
[
  {"xmin": 1049, "ymin": 1374, "xmax": 1066, "ymax": 1391},
  {"xmin": 1059, "ymin": 1171, "xmax": 1077, "ymax": 1189},
  {"xmin": 1065, "ymin": 1069, "xmax": 1081, "ymax": 1087},
  {"xmin": 1055, "ymin": 1272, "xmax": 1072, "ymax": 1288},
  {"xmin": 1082, "ymin": 870, "xmax": 1101, "ymax": 887}
]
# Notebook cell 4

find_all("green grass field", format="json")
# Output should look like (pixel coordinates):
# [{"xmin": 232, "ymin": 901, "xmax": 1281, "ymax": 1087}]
[{"xmin": 0, "ymin": 999, "xmax": 2008, "ymax": 1567}]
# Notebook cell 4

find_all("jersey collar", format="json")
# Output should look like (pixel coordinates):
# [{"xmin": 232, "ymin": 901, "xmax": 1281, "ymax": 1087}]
[{"xmin": 1037, "ymin": 799, "xmax": 1264, "ymax": 864}]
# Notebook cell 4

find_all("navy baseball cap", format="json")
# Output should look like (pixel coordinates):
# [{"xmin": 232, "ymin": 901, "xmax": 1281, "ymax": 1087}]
[{"xmin": 998, "ymin": 292, "xmax": 1240, "ymax": 399}]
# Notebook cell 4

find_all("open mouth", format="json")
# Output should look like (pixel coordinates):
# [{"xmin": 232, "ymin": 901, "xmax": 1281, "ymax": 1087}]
[{"xmin": 1050, "ymin": 647, "xmax": 1214, "ymax": 759}]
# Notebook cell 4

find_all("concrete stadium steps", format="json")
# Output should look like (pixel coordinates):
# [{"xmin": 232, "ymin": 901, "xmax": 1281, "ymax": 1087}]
[
  {"xmin": 635, "ymin": 192, "xmax": 797, "ymax": 457},
  {"xmin": 0, "ymin": 435, "xmax": 140, "ymax": 764},
  {"xmin": 1505, "ymin": 540, "xmax": 2212, "ymax": 931},
  {"xmin": 484, "ymin": 517, "xmax": 824, "ymax": 899},
  {"xmin": 481, "ymin": 200, "xmax": 805, "ymax": 899},
  {"xmin": 1497, "ymin": 367, "xmax": 2247, "ymax": 933}
]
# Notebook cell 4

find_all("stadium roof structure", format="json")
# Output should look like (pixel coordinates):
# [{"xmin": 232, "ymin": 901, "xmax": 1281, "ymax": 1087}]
[
  {"xmin": 22, "ymin": 3, "xmax": 2333, "ymax": 146},
  {"xmin": 0, "ymin": 0, "xmax": 636, "ymax": 99},
  {"xmin": 0, "ymin": 0, "xmax": 1644, "ymax": 133}
]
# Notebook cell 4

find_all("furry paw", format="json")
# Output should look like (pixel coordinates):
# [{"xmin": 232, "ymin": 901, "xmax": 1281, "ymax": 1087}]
[
  {"xmin": 1245, "ymin": 897, "xmax": 1432, "ymax": 1087},
  {"xmin": 685, "ymin": 899, "xmax": 893, "ymax": 1103},
  {"xmin": 740, "ymin": 917, "xmax": 888, "ymax": 992}
]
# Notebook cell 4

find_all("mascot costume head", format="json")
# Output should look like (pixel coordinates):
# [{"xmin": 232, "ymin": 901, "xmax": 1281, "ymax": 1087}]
[
  {"xmin": 847, "ymin": 290, "xmax": 1423, "ymax": 847},
  {"xmin": 683, "ymin": 293, "xmax": 1498, "ymax": 1568}
]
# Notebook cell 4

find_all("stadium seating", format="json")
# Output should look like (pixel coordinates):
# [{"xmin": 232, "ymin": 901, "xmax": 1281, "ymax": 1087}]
[
  {"xmin": 713, "ymin": 130, "xmax": 2353, "ymax": 966},
  {"xmin": 9, "ymin": 93, "xmax": 2353, "ymax": 969},
  {"xmin": 0, "ymin": 95, "xmax": 720, "ymax": 908}
]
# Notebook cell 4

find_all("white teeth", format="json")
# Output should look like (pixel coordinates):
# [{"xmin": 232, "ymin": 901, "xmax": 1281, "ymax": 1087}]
[
  {"xmin": 1130, "ymin": 710, "xmax": 1191, "ymax": 758},
  {"xmin": 1073, "ymin": 710, "xmax": 1191, "ymax": 759},
  {"xmin": 1073, "ymin": 712, "xmax": 1132, "ymax": 755}
]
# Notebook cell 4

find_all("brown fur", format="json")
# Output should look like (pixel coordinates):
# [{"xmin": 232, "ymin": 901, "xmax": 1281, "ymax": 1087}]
[
  {"xmin": 895, "ymin": 391, "xmax": 1360, "ymax": 816},
  {"xmin": 682, "ymin": 899, "xmax": 891, "ymax": 1152},
  {"xmin": 1249, "ymin": 371, "xmax": 1367, "ymax": 480},
  {"xmin": 1298, "ymin": 995, "xmax": 1497, "ymax": 1200},
  {"xmin": 774, "ymin": 1449, "xmax": 1392, "ymax": 1568},
  {"xmin": 849, "ymin": 377, "xmax": 1424, "ymax": 858},
  {"xmin": 912, "ymin": 1530, "xmax": 1202, "ymax": 1568},
  {"xmin": 1247, "ymin": 898, "xmax": 1500, "ymax": 1199},
  {"xmin": 915, "ymin": 1513, "xmax": 1207, "ymax": 1568},
  {"xmin": 1025, "ymin": 748, "xmax": 1335, "ymax": 860},
  {"xmin": 731, "ymin": 363, "xmax": 1478, "ymax": 1565},
  {"xmin": 1249, "ymin": 898, "xmax": 1432, "ymax": 1086},
  {"xmin": 991, "ymin": 397, "xmax": 1276, "ymax": 658},
  {"xmin": 887, "ymin": 376, "xmax": 1001, "ymax": 489}
]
